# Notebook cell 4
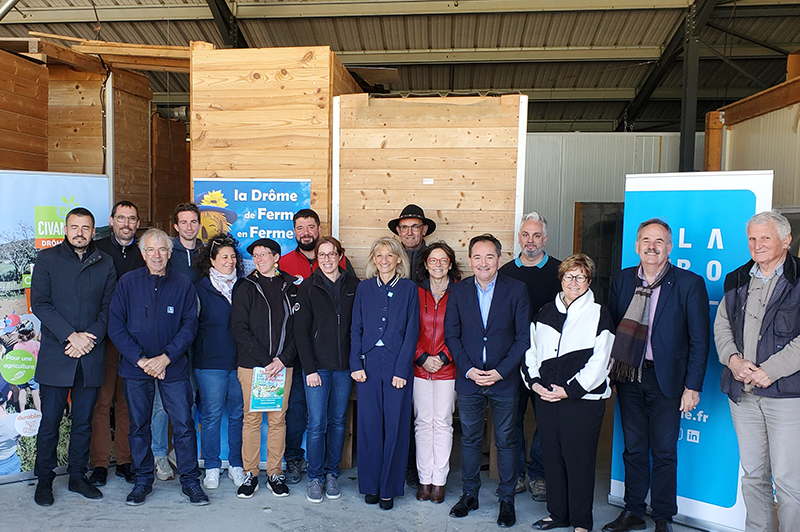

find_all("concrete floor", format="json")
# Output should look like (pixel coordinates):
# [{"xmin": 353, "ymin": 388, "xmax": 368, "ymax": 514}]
[{"xmin": 0, "ymin": 404, "xmax": 699, "ymax": 532}]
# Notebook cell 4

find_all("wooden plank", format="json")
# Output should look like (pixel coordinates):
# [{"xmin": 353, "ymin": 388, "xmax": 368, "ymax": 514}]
[
  {"xmin": 340, "ymin": 127, "xmax": 518, "ymax": 149},
  {"xmin": 49, "ymin": 105, "xmax": 103, "ymax": 123},
  {"xmin": 720, "ymin": 76, "xmax": 800, "ymax": 126},
  {"xmin": 72, "ymin": 43, "xmax": 190, "ymax": 60},
  {"xmin": 0, "ymin": 108, "xmax": 47, "ymax": 137},
  {"xmin": 0, "ymin": 91, "xmax": 48, "ymax": 120},
  {"xmin": 703, "ymin": 111, "xmax": 723, "ymax": 172},
  {"xmin": 110, "ymin": 68, "xmax": 153, "ymax": 100},
  {"xmin": 102, "ymin": 58, "xmax": 189, "ymax": 74},
  {"xmin": 0, "ymin": 48, "xmax": 49, "ymax": 82},
  {"xmin": 331, "ymin": 50, "xmax": 361, "ymax": 97},
  {"xmin": 192, "ymin": 150, "xmax": 330, "ymax": 171},
  {"xmin": 191, "ymin": 89, "xmax": 330, "ymax": 111},
  {"xmin": 192, "ymin": 46, "xmax": 330, "ymax": 69},
  {"xmin": 192, "ymin": 130, "xmax": 329, "ymax": 151},
  {"xmin": 339, "ymin": 188, "xmax": 515, "ymax": 211},
  {"xmin": 0, "ymin": 148, "xmax": 47, "ymax": 171},
  {"xmin": 48, "ymin": 65, "xmax": 102, "ymax": 81},
  {"xmin": 192, "ymin": 73, "xmax": 332, "ymax": 93},
  {"xmin": 338, "ymin": 208, "xmax": 516, "ymax": 228},
  {"xmin": 37, "ymin": 40, "xmax": 105, "ymax": 75},
  {"xmin": 193, "ymin": 110, "xmax": 330, "ymax": 130},
  {"xmin": 48, "ymin": 85, "xmax": 102, "ymax": 107},
  {"xmin": 49, "ymin": 149, "xmax": 104, "ymax": 169},
  {"xmin": 340, "ymin": 148, "xmax": 517, "ymax": 170}
]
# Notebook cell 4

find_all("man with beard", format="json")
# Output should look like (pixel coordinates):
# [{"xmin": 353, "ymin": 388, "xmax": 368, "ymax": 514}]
[
  {"xmin": 278, "ymin": 209, "xmax": 351, "ymax": 484},
  {"xmin": 498, "ymin": 212, "xmax": 561, "ymax": 502},
  {"xmin": 603, "ymin": 219, "xmax": 709, "ymax": 532},
  {"xmin": 89, "ymin": 200, "xmax": 145, "ymax": 487},
  {"xmin": 31, "ymin": 208, "xmax": 117, "ymax": 506}
]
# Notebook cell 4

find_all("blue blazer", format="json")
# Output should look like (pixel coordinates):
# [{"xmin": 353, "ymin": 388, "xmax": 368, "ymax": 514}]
[
  {"xmin": 444, "ymin": 274, "xmax": 531, "ymax": 396},
  {"xmin": 609, "ymin": 265, "xmax": 710, "ymax": 398}
]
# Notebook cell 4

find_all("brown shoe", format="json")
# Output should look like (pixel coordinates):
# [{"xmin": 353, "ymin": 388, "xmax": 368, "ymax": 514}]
[
  {"xmin": 430, "ymin": 485, "xmax": 445, "ymax": 504},
  {"xmin": 416, "ymin": 483, "xmax": 432, "ymax": 501}
]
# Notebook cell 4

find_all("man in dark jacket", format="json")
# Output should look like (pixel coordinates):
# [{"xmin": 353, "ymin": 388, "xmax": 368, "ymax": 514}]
[
  {"xmin": 169, "ymin": 202, "xmax": 202, "ymax": 283},
  {"xmin": 108, "ymin": 228, "xmax": 207, "ymax": 507},
  {"xmin": 89, "ymin": 200, "xmax": 144, "ymax": 487},
  {"xmin": 715, "ymin": 211, "xmax": 800, "ymax": 532},
  {"xmin": 231, "ymin": 238, "xmax": 298, "ymax": 500},
  {"xmin": 31, "ymin": 207, "xmax": 117, "ymax": 506}
]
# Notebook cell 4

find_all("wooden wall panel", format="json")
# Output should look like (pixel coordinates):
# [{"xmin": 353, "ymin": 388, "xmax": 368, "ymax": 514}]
[
  {"xmin": 49, "ymin": 65, "xmax": 153, "ymax": 221},
  {"xmin": 338, "ymin": 94, "xmax": 523, "ymax": 278},
  {"xmin": 0, "ymin": 49, "xmax": 48, "ymax": 171},
  {"xmin": 190, "ymin": 43, "xmax": 362, "ymax": 235},
  {"xmin": 151, "ymin": 113, "xmax": 189, "ymax": 230}
]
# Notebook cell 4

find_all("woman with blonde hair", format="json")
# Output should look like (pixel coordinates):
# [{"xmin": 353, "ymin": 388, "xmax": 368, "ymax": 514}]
[{"xmin": 350, "ymin": 236, "xmax": 419, "ymax": 510}]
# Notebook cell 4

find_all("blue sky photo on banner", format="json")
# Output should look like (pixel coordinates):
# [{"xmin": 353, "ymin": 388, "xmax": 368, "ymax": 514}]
[
  {"xmin": 191, "ymin": 178, "xmax": 310, "ymax": 463},
  {"xmin": 0, "ymin": 170, "xmax": 110, "ymax": 479},
  {"xmin": 192, "ymin": 179, "xmax": 311, "ymax": 274},
  {"xmin": 610, "ymin": 171, "xmax": 773, "ymax": 532}
]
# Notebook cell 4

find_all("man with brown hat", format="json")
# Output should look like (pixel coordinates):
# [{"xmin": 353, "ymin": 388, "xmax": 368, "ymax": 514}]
[{"xmin": 388, "ymin": 204, "xmax": 437, "ymax": 277}]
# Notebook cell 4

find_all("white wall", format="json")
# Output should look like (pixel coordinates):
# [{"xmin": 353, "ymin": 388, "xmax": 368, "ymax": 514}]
[{"xmin": 522, "ymin": 132, "xmax": 704, "ymax": 260}]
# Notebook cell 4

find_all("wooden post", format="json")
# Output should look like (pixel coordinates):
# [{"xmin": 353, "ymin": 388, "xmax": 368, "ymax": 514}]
[
  {"xmin": 703, "ymin": 111, "xmax": 724, "ymax": 171},
  {"xmin": 788, "ymin": 49, "xmax": 800, "ymax": 81}
]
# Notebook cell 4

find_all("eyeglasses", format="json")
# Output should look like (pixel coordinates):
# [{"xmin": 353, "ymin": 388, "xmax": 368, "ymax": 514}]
[
  {"xmin": 144, "ymin": 247, "xmax": 169, "ymax": 256},
  {"xmin": 398, "ymin": 224, "xmax": 423, "ymax": 233},
  {"xmin": 563, "ymin": 274, "xmax": 588, "ymax": 283},
  {"xmin": 318, "ymin": 252, "xmax": 339, "ymax": 260},
  {"xmin": 114, "ymin": 215, "xmax": 138, "ymax": 224},
  {"xmin": 427, "ymin": 257, "xmax": 450, "ymax": 266},
  {"xmin": 252, "ymin": 251, "xmax": 276, "ymax": 259}
]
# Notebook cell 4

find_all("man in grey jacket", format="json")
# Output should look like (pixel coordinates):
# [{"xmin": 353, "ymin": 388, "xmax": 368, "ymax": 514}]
[
  {"xmin": 31, "ymin": 207, "xmax": 116, "ymax": 506},
  {"xmin": 715, "ymin": 210, "xmax": 800, "ymax": 532}
]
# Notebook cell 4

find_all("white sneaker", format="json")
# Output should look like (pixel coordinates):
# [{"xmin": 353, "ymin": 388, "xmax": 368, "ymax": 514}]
[
  {"xmin": 204, "ymin": 468, "xmax": 220, "ymax": 489},
  {"xmin": 155, "ymin": 455, "xmax": 175, "ymax": 481},
  {"xmin": 228, "ymin": 466, "xmax": 246, "ymax": 487}
]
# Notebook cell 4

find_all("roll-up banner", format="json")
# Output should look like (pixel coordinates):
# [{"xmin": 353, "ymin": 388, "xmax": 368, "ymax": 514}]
[
  {"xmin": 609, "ymin": 170, "xmax": 773, "ymax": 532},
  {"xmin": 0, "ymin": 170, "xmax": 110, "ymax": 482}
]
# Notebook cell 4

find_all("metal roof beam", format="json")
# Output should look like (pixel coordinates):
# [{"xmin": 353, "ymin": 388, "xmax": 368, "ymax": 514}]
[
  {"xmin": 1, "ymin": 1, "xmax": 697, "ymax": 24},
  {"xmin": 205, "ymin": 0, "xmax": 248, "ymax": 48},
  {"xmin": 706, "ymin": 20, "xmax": 791, "ymax": 55}
]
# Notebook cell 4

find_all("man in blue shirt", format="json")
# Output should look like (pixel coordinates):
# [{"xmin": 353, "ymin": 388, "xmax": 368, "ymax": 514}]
[{"xmin": 444, "ymin": 234, "xmax": 530, "ymax": 528}]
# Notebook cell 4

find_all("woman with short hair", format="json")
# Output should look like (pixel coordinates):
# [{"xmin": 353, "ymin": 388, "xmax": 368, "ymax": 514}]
[{"xmin": 522, "ymin": 254, "xmax": 615, "ymax": 532}]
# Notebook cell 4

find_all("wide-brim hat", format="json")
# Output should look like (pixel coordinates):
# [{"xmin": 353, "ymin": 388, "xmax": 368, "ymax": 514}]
[
  {"xmin": 194, "ymin": 191, "xmax": 238, "ymax": 223},
  {"xmin": 388, "ymin": 204, "xmax": 436, "ymax": 235}
]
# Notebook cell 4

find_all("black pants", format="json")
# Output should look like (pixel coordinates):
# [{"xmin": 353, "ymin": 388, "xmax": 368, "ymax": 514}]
[
  {"xmin": 35, "ymin": 364, "xmax": 100, "ymax": 482},
  {"xmin": 536, "ymin": 396, "xmax": 606, "ymax": 531}
]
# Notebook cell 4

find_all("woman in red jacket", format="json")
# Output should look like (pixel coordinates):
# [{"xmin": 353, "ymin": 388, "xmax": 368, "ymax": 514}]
[{"xmin": 413, "ymin": 242, "xmax": 462, "ymax": 504}]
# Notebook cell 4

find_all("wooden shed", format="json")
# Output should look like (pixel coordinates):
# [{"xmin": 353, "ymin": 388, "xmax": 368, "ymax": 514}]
[
  {"xmin": 335, "ymin": 94, "xmax": 527, "ymax": 276},
  {"xmin": 0, "ymin": 48, "xmax": 48, "ymax": 172},
  {"xmin": 189, "ymin": 42, "xmax": 361, "ymax": 235}
]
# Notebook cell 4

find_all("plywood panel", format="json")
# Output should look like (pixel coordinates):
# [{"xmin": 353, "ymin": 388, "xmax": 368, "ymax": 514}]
[
  {"xmin": 190, "ymin": 44, "xmax": 363, "ymax": 234},
  {"xmin": 0, "ymin": 49, "xmax": 47, "ymax": 172},
  {"xmin": 338, "ymin": 94, "xmax": 522, "ymax": 279}
]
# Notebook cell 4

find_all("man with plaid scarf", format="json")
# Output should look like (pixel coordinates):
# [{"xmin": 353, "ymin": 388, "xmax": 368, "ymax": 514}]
[{"xmin": 602, "ymin": 219, "xmax": 710, "ymax": 532}]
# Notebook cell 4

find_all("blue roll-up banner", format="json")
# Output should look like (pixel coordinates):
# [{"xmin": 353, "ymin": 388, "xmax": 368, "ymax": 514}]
[
  {"xmin": 191, "ymin": 178, "xmax": 311, "ymax": 465},
  {"xmin": 609, "ymin": 171, "xmax": 773, "ymax": 531}
]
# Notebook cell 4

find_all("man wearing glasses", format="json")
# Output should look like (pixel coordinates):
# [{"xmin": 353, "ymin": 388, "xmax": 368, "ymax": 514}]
[
  {"xmin": 388, "ymin": 203, "xmax": 437, "ymax": 489},
  {"xmin": 89, "ymin": 201, "xmax": 144, "ymax": 487},
  {"xmin": 108, "ymin": 228, "xmax": 207, "ymax": 506},
  {"xmin": 499, "ymin": 212, "xmax": 562, "ymax": 502}
]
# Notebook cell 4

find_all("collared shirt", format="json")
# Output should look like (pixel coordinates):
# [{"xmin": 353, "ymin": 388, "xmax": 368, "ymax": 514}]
[
  {"xmin": 637, "ymin": 265, "xmax": 664, "ymax": 361},
  {"xmin": 475, "ymin": 274, "xmax": 497, "ymax": 366},
  {"xmin": 514, "ymin": 251, "xmax": 550, "ymax": 269},
  {"xmin": 740, "ymin": 262, "xmax": 783, "ymax": 391},
  {"xmin": 374, "ymin": 275, "xmax": 400, "ymax": 347}
]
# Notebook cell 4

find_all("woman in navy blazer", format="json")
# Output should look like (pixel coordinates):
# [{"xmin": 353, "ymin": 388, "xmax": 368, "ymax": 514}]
[{"xmin": 350, "ymin": 236, "xmax": 420, "ymax": 509}]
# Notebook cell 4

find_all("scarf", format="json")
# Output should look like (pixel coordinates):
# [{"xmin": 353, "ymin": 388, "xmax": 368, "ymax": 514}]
[
  {"xmin": 608, "ymin": 261, "xmax": 672, "ymax": 383},
  {"xmin": 209, "ymin": 267, "xmax": 237, "ymax": 303}
]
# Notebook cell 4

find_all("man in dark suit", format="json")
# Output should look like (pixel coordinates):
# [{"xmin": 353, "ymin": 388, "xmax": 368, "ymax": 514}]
[
  {"xmin": 603, "ymin": 219, "xmax": 709, "ymax": 532},
  {"xmin": 31, "ymin": 207, "xmax": 117, "ymax": 506},
  {"xmin": 444, "ymin": 234, "xmax": 530, "ymax": 528}
]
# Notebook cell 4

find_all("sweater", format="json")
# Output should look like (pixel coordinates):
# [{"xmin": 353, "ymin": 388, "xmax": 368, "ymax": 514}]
[
  {"xmin": 521, "ymin": 289, "xmax": 615, "ymax": 400},
  {"xmin": 168, "ymin": 237, "xmax": 202, "ymax": 284},
  {"xmin": 95, "ymin": 234, "xmax": 145, "ymax": 280},
  {"xmin": 499, "ymin": 252, "xmax": 562, "ymax": 320}
]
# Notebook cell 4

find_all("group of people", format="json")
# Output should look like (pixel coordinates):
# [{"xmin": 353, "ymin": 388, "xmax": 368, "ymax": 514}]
[{"xmin": 25, "ymin": 196, "xmax": 800, "ymax": 532}]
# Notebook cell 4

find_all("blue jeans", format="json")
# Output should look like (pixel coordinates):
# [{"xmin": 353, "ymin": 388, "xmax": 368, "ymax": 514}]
[
  {"xmin": 516, "ymin": 388, "xmax": 545, "ymax": 480},
  {"xmin": 0, "ymin": 451, "xmax": 21, "ymax": 476},
  {"xmin": 195, "ymin": 368, "xmax": 244, "ymax": 469},
  {"xmin": 124, "ymin": 377, "xmax": 201, "ymax": 488},
  {"xmin": 284, "ymin": 363, "xmax": 307, "ymax": 462},
  {"xmin": 457, "ymin": 389, "xmax": 518, "ymax": 503},
  {"xmin": 304, "ymin": 369, "xmax": 352, "ymax": 481},
  {"xmin": 151, "ymin": 382, "xmax": 169, "ymax": 457}
]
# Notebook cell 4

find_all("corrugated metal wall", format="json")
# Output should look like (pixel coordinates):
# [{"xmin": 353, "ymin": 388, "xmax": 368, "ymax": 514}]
[
  {"xmin": 725, "ymin": 105, "xmax": 800, "ymax": 207},
  {"xmin": 523, "ymin": 132, "xmax": 704, "ymax": 260}
]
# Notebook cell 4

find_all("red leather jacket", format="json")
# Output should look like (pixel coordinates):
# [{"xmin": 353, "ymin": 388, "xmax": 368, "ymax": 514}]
[{"xmin": 414, "ymin": 283, "xmax": 456, "ymax": 380}]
